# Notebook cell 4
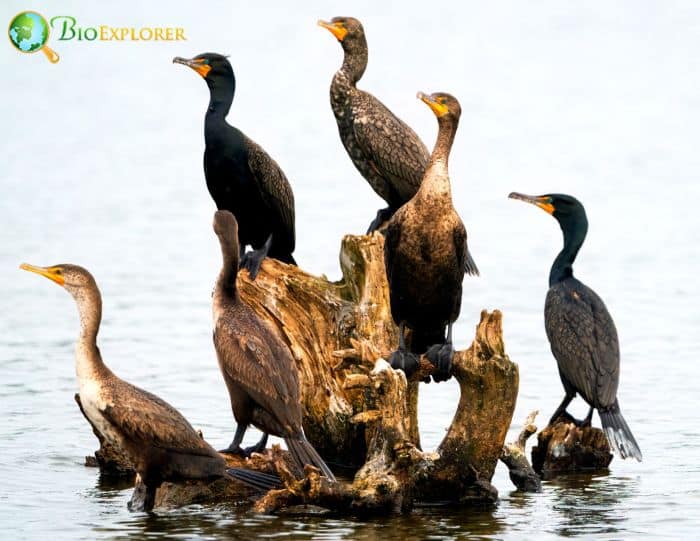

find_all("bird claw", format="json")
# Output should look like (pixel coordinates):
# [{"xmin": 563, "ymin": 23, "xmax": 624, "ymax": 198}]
[
  {"xmin": 388, "ymin": 349, "xmax": 420, "ymax": 378},
  {"xmin": 550, "ymin": 411, "xmax": 589, "ymax": 428},
  {"xmin": 243, "ymin": 441, "xmax": 266, "ymax": 456},
  {"xmin": 366, "ymin": 207, "xmax": 395, "ymax": 234},
  {"xmin": 240, "ymin": 251, "xmax": 263, "ymax": 280},
  {"xmin": 218, "ymin": 445, "xmax": 247, "ymax": 457},
  {"xmin": 425, "ymin": 343, "xmax": 454, "ymax": 383}
]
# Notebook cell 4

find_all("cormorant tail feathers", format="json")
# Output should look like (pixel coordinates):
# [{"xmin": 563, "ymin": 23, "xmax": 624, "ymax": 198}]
[
  {"xmin": 599, "ymin": 400, "xmax": 642, "ymax": 461},
  {"xmin": 224, "ymin": 468, "xmax": 283, "ymax": 491},
  {"xmin": 464, "ymin": 246, "xmax": 480, "ymax": 276},
  {"xmin": 286, "ymin": 436, "xmax": 337, "ymax": 482}
]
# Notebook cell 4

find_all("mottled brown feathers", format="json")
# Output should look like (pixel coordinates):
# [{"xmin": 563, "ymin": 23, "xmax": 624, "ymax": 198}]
[
  {"xmin": 213, "ymin": 301, "xmax": 302, "ymax": 437},
  {"xmin": 325, "ymin": 16, "xmax": 429, "ymax": 213}
]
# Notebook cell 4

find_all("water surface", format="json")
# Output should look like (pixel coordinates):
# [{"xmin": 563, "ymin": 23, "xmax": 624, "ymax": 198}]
[{"xmin": 2, "ymin": 0, "xmax": 699, "ymax": 538}]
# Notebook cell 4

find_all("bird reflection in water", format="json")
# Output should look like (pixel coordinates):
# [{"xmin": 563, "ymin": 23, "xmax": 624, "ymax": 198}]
[{"xmin": 549, "ymin": 472, "xmax": 637, "ymax": 537}]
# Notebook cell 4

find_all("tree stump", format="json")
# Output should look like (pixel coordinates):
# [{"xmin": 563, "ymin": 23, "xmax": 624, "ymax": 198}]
[
  {"xmin": 531, "ymin": 420, "xmax": 613, "ymax": 477},
  {"xmin": 78, "ymin": 233, "xmax": 520, "ymax": 512}
]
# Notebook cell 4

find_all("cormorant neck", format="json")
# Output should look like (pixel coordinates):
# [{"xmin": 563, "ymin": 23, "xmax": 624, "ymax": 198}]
[
  {"xmin": 433, "ymin": 114, "xmax": 458, "ymax": 165},
  {"xmin": 339, "ymin": 40, "xmax": 368, "ymax": 85},
  {"xmin": 549, "ymin": 217, "xmax": 588, "ymax": 286},
  {"xmin": 417, "ymin": 115, "xmax": 458, "ymax": 199},
  {"xmin": 216, "ymin": 234, "xmax": 240, "ymax": 299},
  {"xmin": 71, "ymin": 285, "xmax": 109, "ymax": 381},
  {"xmin": 205, "ymin": 78, "xmax": 234, "ymax": 119}
]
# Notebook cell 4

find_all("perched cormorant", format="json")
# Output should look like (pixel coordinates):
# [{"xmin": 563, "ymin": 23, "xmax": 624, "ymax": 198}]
[
  {"xmin": 318, "ymin": 17, "xmax": 430, "ymax": 233},
  {"xmin": 174, "ymin": 53, "xmax": 296, "ymax": 279},
  {"xmin": 20, "ymin": 263, "xmax": 228, "ymax": 511},
  {"xmin": 211, "ymin": 210, "xmax": 336, "ymax": 481},
  {"xmin": 508, "ymin": 192, "xmax": 642, "ymax": 461},
  {"xmin": 384, "ymin": 93, "xmax": 479, "ymax": 382}
]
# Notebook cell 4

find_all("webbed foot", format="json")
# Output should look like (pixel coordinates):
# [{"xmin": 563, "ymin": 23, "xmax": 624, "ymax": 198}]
[
  {"xmin": 239, "ymin": 235, "xmax": 273, "ymax": 280},
  {"xmin": 425, "ymin": 342, "xmax": 454, "ymax": 383},
  {"xmin": 218, "ymin": 445, "xmax": 247, "ymax": 456},
  {"xmin": 366, "ymin": 207, "xmax": 396, "ymax": 234},
  {"xmin": 550, "ymin": 410, "xmax": 589, "ymax": 427},
  {"xmin": 240, "ymin": 251, "xmax": 264, "ymax": 280},
  {"xmin": 388, "ymin": 348, "xmax": 420, "ymax": 378},
  {"xmin": 243, "ymin": 433, "xmax": 268, "ymax": 455}
]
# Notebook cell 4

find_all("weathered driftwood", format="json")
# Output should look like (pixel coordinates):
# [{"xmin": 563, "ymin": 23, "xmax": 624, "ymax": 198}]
[
  {"xmin": 531, "ymin": 419, "xmax": 613, "ymax": 477},
  {"xmin": 78, "ymin": 233, "xmax": 519, "ymax": 512},
  {"xmin": 499, "ymin": 410, "xmax": 542, "ymax": 492}
]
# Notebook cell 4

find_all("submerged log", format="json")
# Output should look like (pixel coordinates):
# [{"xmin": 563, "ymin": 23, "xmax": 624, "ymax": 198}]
[
  {"xmin": 78, "ymin": 233, "xmax": 519, "ymax": 512},
  {"xmin": 531, "ymin": 420, "xmax": 613, "ymax": 477}
]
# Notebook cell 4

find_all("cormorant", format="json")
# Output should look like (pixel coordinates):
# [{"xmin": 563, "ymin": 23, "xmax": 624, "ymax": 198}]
[
  {"xmin": 508, "ymin": 192, "xmax": 642, "ymax": 461},
  {"xmin": 20, "ymin": 263, "xmax": 228, "ymax": 511},
  {"xmin": 318, "ymin": 17, "xmax": 430, "ymax": 233},
  {"xmin": 384, "ymin": 93, "xmax": 479, "ymax": 382},
  {"xmin": 211, "ymin": 210, "xmax": 336, "ymax": 481},
  {"xmin": 174, "ymin": 53, "xmax": 296, "ymax": 279}
]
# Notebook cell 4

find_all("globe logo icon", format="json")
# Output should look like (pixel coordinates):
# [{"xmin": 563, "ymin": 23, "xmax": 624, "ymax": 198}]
[{"xmin": 8, "ymin": 11, "xmax": 59, "ymax": 63}]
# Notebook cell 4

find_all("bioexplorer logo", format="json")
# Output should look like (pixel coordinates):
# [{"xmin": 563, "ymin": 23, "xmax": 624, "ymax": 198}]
[
  {"xmin": 8, "ymin": 11, "xmax": 59, "ymax": 62},
  {"xmin": 8, "ymin": 11, "xmax": 187, "ymax": 63}
]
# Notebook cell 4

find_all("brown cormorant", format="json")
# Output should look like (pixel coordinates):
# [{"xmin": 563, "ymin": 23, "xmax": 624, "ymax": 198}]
[
  {"xmin": 20, "ymin": 263, "xmax": 229, "ymax": 511},
  {"xmin": 384, "ymin": 93, "xmax": 479, "ymax": 382},
  {"xmin": 174, "ymin": 53, "xmax": 296, "ymax": 279},
  {"xmin": 318, "ymin": 17, "xmax": 430, "ymax": 233},
  {"xmin": 508, "ymin": 192, "xmax": 642, "ymax": 461},
  {"xmin": 211, "ymin": 210, "xmax": 336, "ymax": 481}
]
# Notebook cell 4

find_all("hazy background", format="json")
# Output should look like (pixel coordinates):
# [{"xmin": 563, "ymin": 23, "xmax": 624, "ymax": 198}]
[{"xmin": 2, "ymin": 1, "xmax": 699, "ymax": 539}]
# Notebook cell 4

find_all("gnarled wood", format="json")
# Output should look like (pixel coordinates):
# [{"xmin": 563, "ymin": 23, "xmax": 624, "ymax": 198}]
[
  {"xmin": 531, "ymin": 421, "xmax": 613, "ymax": 477},
  {"xmin": 500, "ymin": 410, "xmax": 542, "ymax": 492},
  {"xmin": 78, "ymin": 233, "xmax": 519, "ymax": 512}
]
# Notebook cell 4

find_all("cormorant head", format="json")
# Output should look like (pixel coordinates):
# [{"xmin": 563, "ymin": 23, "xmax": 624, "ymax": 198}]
[
  {"xmin": 418, "ymin": 92, "xmax": 461, "ymax": 121},
  {"xmin": 213, "ymin": 209, "xmax": 238, "ymax": 240},
  {"xmin": 20, "ymin": 263, "xmax": 97, "ymax": 298},
  {"xmin": 508, "ymin": 192, "xmax": 588, "ymax": 233},
  {"xmin": 318, "ymin": 17, "xmax": 366, "ymax": 52},
  {"xmin": 213, "ymin": 211, "xmax": 240, "ymax": 284},
  {"xmin": 173, "ymin": 53, "xmax": 235, "ymax": 95}
]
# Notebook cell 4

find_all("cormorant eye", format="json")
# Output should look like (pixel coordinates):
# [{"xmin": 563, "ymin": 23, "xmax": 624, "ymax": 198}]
[{"xmin": 202, "ymin": 59, "xmax": 210, "ymax": 65}]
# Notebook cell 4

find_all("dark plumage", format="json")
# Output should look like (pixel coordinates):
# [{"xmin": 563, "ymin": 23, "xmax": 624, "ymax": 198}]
[
  {"xmin": 318, "ymin": 17, "xmax": 430, "ymax": 232},
  {"xmin": 384, "ymin": 93, "xmax": 478, "ymax": 382},
  {"xmin": 211, "ymin": 210, "xmax": 336, "ymax": 481},
  {"xmin": 509, "ymin": 192, "xmax": 642, "ymax": 461},
  {"xmin": 20, "ymin": 263, "xmax": 227, "ymax": 511},
  {"xmin": 174, "ymin": 53, "xmax": 296, "ymax": 279}
]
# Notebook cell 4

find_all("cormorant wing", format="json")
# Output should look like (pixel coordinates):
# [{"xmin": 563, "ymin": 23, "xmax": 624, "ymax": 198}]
[
  {"xmin": 545, "ymin": 279, "xmax": 620, "ymax": 408},
  {"xmin": 214, "ymin": 318, "xmax": 301, "ymax": 429},
  {"xmin": 100, "ymin": 381, "xmax": 218, "ymax": 457},
  {"xmin": 352, "ymin": 93, "xmax": 429, "ymax": 199},
  {"xmin": 246, "ymin": 140, "xmax": 296, "ymax": 253},
  {"xmin": 453, "ymin": 225, "xmax": 479, "ymax": 277},
  {"xmin": 383, "ymin": 217, "xmax": 401, "ymax": 283}
]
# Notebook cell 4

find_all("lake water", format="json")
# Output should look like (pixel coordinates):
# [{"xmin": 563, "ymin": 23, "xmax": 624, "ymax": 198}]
[{"xmin": 2, "ymin": 0, "xmax": 700, "ymax": 539}]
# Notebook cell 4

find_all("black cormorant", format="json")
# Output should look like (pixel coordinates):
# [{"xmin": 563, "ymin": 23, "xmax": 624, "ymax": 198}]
[
  {"xmin": 20, "ymin": 263, "xmax": 228, "ymax": 511},
  {"xmin": 318, "ymin": 17, "xmax": 430, "ymax": 233},
  {"xmin": 174, "ymin": 53, "xmax": 296, "ymax": 279},
  {"xmin": 508, "ymin": 192, "xmax": 642, "ymax": 461},
  {"xmin": 384, "ymin": 93, "xmax": 479, "ymax": 382},
  {"xmin": 211, "ymin": 210, "xmax": 336, "ymax": 481}
]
